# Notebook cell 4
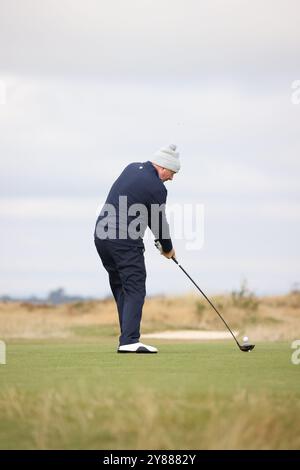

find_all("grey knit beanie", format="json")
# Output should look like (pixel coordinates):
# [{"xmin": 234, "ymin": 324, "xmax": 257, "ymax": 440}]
[{"xmin": 152, "ymin": 144, "xmax": 180, "ymax": 173}]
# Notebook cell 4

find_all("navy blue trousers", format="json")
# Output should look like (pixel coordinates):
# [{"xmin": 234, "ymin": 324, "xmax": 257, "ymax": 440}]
[{"xmin": 94, "ymin": 238, "xmax": 146, "ymax": 346}]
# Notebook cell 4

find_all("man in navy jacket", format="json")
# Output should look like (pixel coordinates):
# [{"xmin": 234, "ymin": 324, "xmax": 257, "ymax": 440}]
[{"xmin": 94, "ymin": 144, "xmax": 180, "ymax": 353}]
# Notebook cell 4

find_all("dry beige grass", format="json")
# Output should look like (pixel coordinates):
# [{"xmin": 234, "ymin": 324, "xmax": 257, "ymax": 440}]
[
  {"xmin": 0, "ymin": 292, "xmax": 299, "ymax": 341},
  {"xmin": 1, "ymin": 385, "xmax": 299, "ymax": 449}
]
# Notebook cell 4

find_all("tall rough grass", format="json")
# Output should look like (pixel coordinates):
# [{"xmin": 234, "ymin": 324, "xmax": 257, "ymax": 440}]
[{"xmin": 0, "ymin": 385, "xmax": 299, "ymax": 449}]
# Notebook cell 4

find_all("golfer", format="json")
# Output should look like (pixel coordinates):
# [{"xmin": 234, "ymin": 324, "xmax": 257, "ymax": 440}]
[{"xmin": 94, "ymin": 144, "xmax": 180, "ymax": 353}]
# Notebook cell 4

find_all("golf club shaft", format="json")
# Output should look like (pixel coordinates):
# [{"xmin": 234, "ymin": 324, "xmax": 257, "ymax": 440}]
[{"xmin": 171, "ymin": 257, "xmax": 240, "ymax": 347}]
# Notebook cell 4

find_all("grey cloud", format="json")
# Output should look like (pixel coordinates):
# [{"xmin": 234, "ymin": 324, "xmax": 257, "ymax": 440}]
[
  {"xmin": 1, "ymin": 1, "xmax": 300, "ymax": 297},
  {"xmin": 1, "ymin": 77, "xmax": 299, "ymax": 198},
  {"xmin": 0, "ymin": 0, "xmax": 299, "ymax": 79}
]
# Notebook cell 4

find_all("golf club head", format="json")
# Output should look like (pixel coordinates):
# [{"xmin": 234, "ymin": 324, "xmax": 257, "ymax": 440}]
[{"xmin": 239, "ymin": 344, "xmax": 255, "ymax": 352}]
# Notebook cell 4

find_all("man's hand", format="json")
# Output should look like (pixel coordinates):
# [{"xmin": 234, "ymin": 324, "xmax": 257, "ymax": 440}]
[
  {"xmin": 162, "ymin": 248, "xmax": 176, "ymax": 259},
  {"xmin": 154, "ymin": 240, "xmax": 176, "ymax": 260}
]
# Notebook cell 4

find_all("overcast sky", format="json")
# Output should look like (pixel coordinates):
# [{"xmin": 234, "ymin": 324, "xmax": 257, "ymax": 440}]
[{"xmin": 0, "ymin": 0, "xmax": 299, "ymax": 298}]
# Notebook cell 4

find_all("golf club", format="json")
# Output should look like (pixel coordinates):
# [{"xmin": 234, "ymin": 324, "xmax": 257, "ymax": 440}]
[{"xmin": 154, "ymin": 240, "xmax": 255, "ymax": 352}]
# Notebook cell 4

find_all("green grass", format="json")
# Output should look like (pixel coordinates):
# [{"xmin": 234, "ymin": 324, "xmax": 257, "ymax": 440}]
[{"xmin": 0, "ymin": 337, "xmax": 299, "ymax": 449}]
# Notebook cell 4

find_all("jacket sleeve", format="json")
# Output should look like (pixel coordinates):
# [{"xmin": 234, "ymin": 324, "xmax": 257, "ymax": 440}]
[{"xmin": 148, "ymin": 186, "xmax": 173, "ymax": 253}]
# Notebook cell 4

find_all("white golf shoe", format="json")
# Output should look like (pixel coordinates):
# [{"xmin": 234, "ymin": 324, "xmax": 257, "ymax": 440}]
[{"xmin": 117, "ymin": 342, "xmax": 158, "ymax": 354}]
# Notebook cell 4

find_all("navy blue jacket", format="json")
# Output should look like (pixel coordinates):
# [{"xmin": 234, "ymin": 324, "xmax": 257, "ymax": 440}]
[{"xmin": 94, "ymin": 161, "xmax": 173, "ymax": 253}]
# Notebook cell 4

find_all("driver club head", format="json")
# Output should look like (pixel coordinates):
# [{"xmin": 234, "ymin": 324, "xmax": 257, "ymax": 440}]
[{"xmin": 239, "ymin": 344, "xmax": 255, "ymax": 352}]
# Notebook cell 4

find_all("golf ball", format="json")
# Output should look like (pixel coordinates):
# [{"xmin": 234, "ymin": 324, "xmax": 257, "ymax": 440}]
[{"xmin": 243, "ymin": 336, "xmax": 249, "ymax": 342}]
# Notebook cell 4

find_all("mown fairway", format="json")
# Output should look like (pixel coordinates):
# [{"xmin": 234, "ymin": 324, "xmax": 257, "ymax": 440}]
[{"xmin": 0, "ymin": 336, "xmax": 299, "ymax": 449}]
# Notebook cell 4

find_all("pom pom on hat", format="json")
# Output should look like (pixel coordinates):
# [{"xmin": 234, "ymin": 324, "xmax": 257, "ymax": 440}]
[{"xmin": 152, "ymin": 144, "xmax": 180, "ymax": 173}]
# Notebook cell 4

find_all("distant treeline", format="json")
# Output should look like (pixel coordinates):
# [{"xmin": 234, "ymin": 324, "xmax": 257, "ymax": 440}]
[{"xmin": 0, "ymin": 288, "xmax": 103, "ymax": 305}]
